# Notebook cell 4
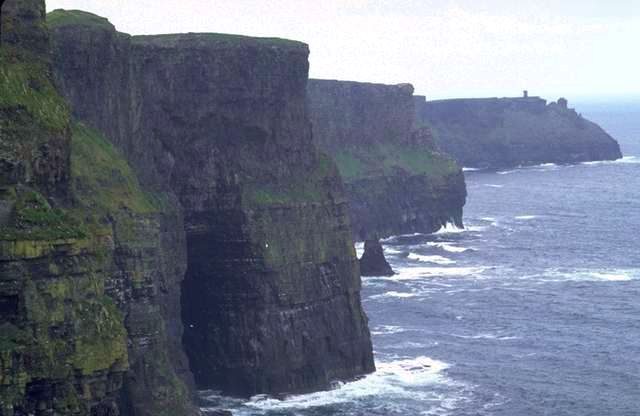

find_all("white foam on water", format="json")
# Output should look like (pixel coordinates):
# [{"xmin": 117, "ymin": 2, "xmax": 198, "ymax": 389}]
[
  {"xmin": 427, "ymin": 242, "xmax": 474, "ymax": 253},
  {"xmin": 385, "ymin": 246, "xmax": 404, "ymax": 255},
  {"xmin": 515, "ymin": 215, "xmax": 538, "ymax": 220},
  {"xmin": 434, "ymin": 223, "xmax": 466, "ymax": 234},
  {"xmin": 381, "ymin": 232, "xmax": 423, "ymax": 242},
  {"xmin": 483, "ymin": 184, "xmax": 504, "ymax": 188},
  {"xmin": 462, "ymin": 167, "xmax": 482, "ymax": 172},
  {"xmin": 534, "ymin": 163, "xmax": 558, "ymax": 168},
  {"xmin": 452, "ymin": 333, "xmax": 520, "ymax": 341},
  {"xmin": 540, "ymin": 268, "xmax": 640, "ymax": 282},
  {"xmin": 388, "ymin": 266, "xmax": 487, "ymax": 281},
  {"xmin": 369, "ymin": 291, "xmax": 419, "ymax": 300},
  {"xmin": 408, "ymin": 253, "xmax": 456, "ymax": 265},
  {"xmin": 582, "ymin": 156, "xmax": 639, "ymax": 165},
  {"xmin": 497, "ymin": 169, "xmax": 517, "ymax": 175},
  {"xmin": 236, "ymin": 356, "xmax": 461, "ymax": 413},
  {"xmin": 370, "ymin": 325, "xmax": 407, "ymax": 335}
]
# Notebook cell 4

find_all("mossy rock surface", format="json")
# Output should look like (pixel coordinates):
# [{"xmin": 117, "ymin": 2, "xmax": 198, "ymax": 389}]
[
  {"xmin": 47, "ymin": 9, "xmax": 115, "ymax": 30},
  {"xmin": 70, "ymin": 122, "xmax": 162, "ymax": 215}
]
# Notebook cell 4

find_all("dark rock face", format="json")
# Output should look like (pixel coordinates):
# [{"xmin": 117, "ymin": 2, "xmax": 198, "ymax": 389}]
[
  {"xmin": 50, "ymin": 12, "xmax": 374, "ymax": 398},
  {"xmin": 359, "ymin": 238, "xmax": 394, "ymax": 277},
  {"xmin": 307, "ymin": 79, "xmax": 467, "ymax": 240},
  {"xmin": 415, "ymin": 96, "xmax": 623, "ymax": 169},
  {"xmin": 1, "ymin": 2, "xmax": 196, "ymax": 414}
]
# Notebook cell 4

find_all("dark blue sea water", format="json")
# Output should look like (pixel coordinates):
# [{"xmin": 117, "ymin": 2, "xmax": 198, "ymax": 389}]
[{"xmin": 204, "ymin": 100, "xmax": 640, "ymax": 415}]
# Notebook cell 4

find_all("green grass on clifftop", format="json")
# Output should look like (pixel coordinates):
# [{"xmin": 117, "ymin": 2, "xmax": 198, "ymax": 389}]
[
  {"xmin": 47, "ymin": 9, "xmax": 115, "ymax": 30},
  {"xmin": 334, "ymin": 144, "xmax": 459, "ymax": 183}
]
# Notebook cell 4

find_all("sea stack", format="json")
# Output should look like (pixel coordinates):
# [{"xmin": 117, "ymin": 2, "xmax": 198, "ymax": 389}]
[{"xmin": 360, "ymin": 238, "xmax": 395, "ymax": 276}]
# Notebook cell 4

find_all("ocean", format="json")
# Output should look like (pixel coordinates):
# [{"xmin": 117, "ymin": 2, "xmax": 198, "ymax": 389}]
[{"xmin": 202, "ymin": 99, "xmax": 640, "ymax": 415}]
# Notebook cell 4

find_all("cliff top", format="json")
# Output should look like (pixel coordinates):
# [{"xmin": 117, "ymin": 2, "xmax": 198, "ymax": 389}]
[
  {"xmin": 132, "ymin": 33, "xmax": 307, "ymax": 51},
  {"xmin": 427, "ymin": 96, "xmax": 545, "ymax": 104},
  {"xmin": 47, "ymin": 9, "xmax": 306, "ymax": 51},
  {"xmin": 47, "ymin": 9, "xmax": 115, "ymax": 30},
  {"xmin": 310, "ymin": 78, "xmax": 415, "ymax": 95}
]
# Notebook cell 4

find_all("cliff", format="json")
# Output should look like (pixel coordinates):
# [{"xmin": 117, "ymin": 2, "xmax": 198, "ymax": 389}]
[
  {"xmin": 414, "ymin": 96, "xmax": 623, "ymax": 169},
  {"xmin": 0, "ymin": 2, "xmax": 196, "ymax": 415},
  {"xmin": 307, "ymin": 80, "xmax": 466, "ymax": 239},
  {"xmin": 49, "ymin": 9, "xmax": 373, "ymax": 400}
]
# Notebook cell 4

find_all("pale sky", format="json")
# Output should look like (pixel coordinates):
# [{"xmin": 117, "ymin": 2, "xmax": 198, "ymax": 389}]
[{"xmin": 45, "ymin": 0, "xmax": 640, "ymax": 100}]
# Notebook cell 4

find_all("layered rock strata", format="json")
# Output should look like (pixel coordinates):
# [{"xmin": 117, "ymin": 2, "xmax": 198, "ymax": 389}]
[
  {"xmin": 49, "ymin": 10, "xmax": 374, "ymax": 398},
  {"xmin": 1, "ymin": 2, "xmax": 196, "ymax": 415}
]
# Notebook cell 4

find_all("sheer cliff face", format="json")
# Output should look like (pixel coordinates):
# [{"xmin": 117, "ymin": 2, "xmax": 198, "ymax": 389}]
[
  {"xmin": 307, "ymin": 80, "xmax": 466, "ymax": 239},
  {"xmin": 1, "ymin": 3, "xmax": 195, "ymax": 415},
  {"xmin": 415, "ymin": 97, "xmax": 623, "ymax": 169},
  {"xmin": 50, "ymin": 13, "xmax": 374, "ymax": 397}
]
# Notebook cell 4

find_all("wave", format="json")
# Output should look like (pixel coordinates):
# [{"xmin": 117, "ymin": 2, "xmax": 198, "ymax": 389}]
[
  {"xmin": 515, "ymin": 215, "xmax": 538, "ymax": 220},
  {"xmin": 435, "ymin": 223, "xmax": 487, "ymax": 235},
  {"xmin": 483, "ymin": 184, "xmax": 504, "ymax": 188},
  {"xmin": 387, "ymin": 266, "xmax": 486, "ymax": 281},
  {"xmin": 354, "ymin": 242, "xmax": 364, "ymax": 258},
  {"xmin": 407, "ymin": 253, "xmax": 456, "ymax": 265},
  {"xmin": 452, "ymin": 333, "xmax": 520, "ymax": 341},
  {"xmin": 369, "ymin": 291, "xmax": 418, "ymax": 301},
  {"xmin": 582, "ymin": 156, "xmax": 639, "ymax": 165},
  {"xmin": 540, "ymin": 268, "xmax": 640, "ymax": 283},
  {"xmin": 234, "ymin": 356, "xmax": 460, "ymax": 413},
  {"xmin": 427, "ymin": 242, "xmax": 474, "ymax": 253},
  {"xmin": 462, "ymin": 167, "xmax": 482, "ymax": 172},
  {"xmin": 380, "ymin": 232, "xmax": 423, "ymax": 242},
  {"xmin": 434, "ymin": 223, "xmax": 465, "ymax": 234},
  {"xmin": 496, "ymin": 169, "xmax": 517, "ymax": 175},
  {"xmin": 370, "ymin": 325, "xmax": 408, "ymax": 335}
]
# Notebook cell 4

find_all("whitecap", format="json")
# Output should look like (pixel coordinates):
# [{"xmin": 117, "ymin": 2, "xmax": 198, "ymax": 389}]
[
  {"xmin": 354, "ymin": 242, "xmax": 364, "ymax": 258},
  {"xmin": 381, "ymin": 232, "xmax": 423, "ymax": 242},
  {"xmin": 483, "ymin": 184, "xmax": 504, "ymax": 188},
  {"xmin": 515, "ymin": 215, "xmax": 538, "ymax": 220},
  {"xmin": 384, "ymin": 246, "xmax": 404, "ymax": 255},
  {"xmin": 434, "ymin": 223, "xmax": 466, "ymax": 234},
  {"xmin": 540, "ymin": 268, "xmax": 639, "ymax": 282},
  {"xmin": 388, "ymin": 266, "xmax": 486, "ymax": 281},
  {"xmin": 408, "ymin": 253, "xmax": 456, "ymax": 265},
  {"xmin": 369, "ymin": 291, "xmax": 418, "ymax": 300},
  {"xmin": 462, "ymin": 167, "xmax": 482, "ymax": 172},
  {"xmin": 370, "ymin": 325, "xmax": 407, "ymax": 335},
  {"xmin": 452, "ymin": 333, "xmax": 520, "ymax": 341},
  {"xmin": 427, "ymin": 242, "xmax": 474, "ymax": 253},
  {"xmin": 496, "ymin": 169, "xmax": 517, "ymax": 175}
]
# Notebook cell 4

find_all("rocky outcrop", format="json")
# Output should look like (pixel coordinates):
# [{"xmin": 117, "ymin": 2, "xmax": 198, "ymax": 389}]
[
  {"xmin": 359, "ymin": 238, "xmax": 394, "ymax": 277},
  {"xmin": 49, "ymin": 10, "xmax": 374, "ymax": 399},
  {"xmin": 414, "ymin": 96, "xmax": 623, "ymax": 169},
  {"xmin": 307, "ymin": 80, "xmax": 466, "ymax": 240}
]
